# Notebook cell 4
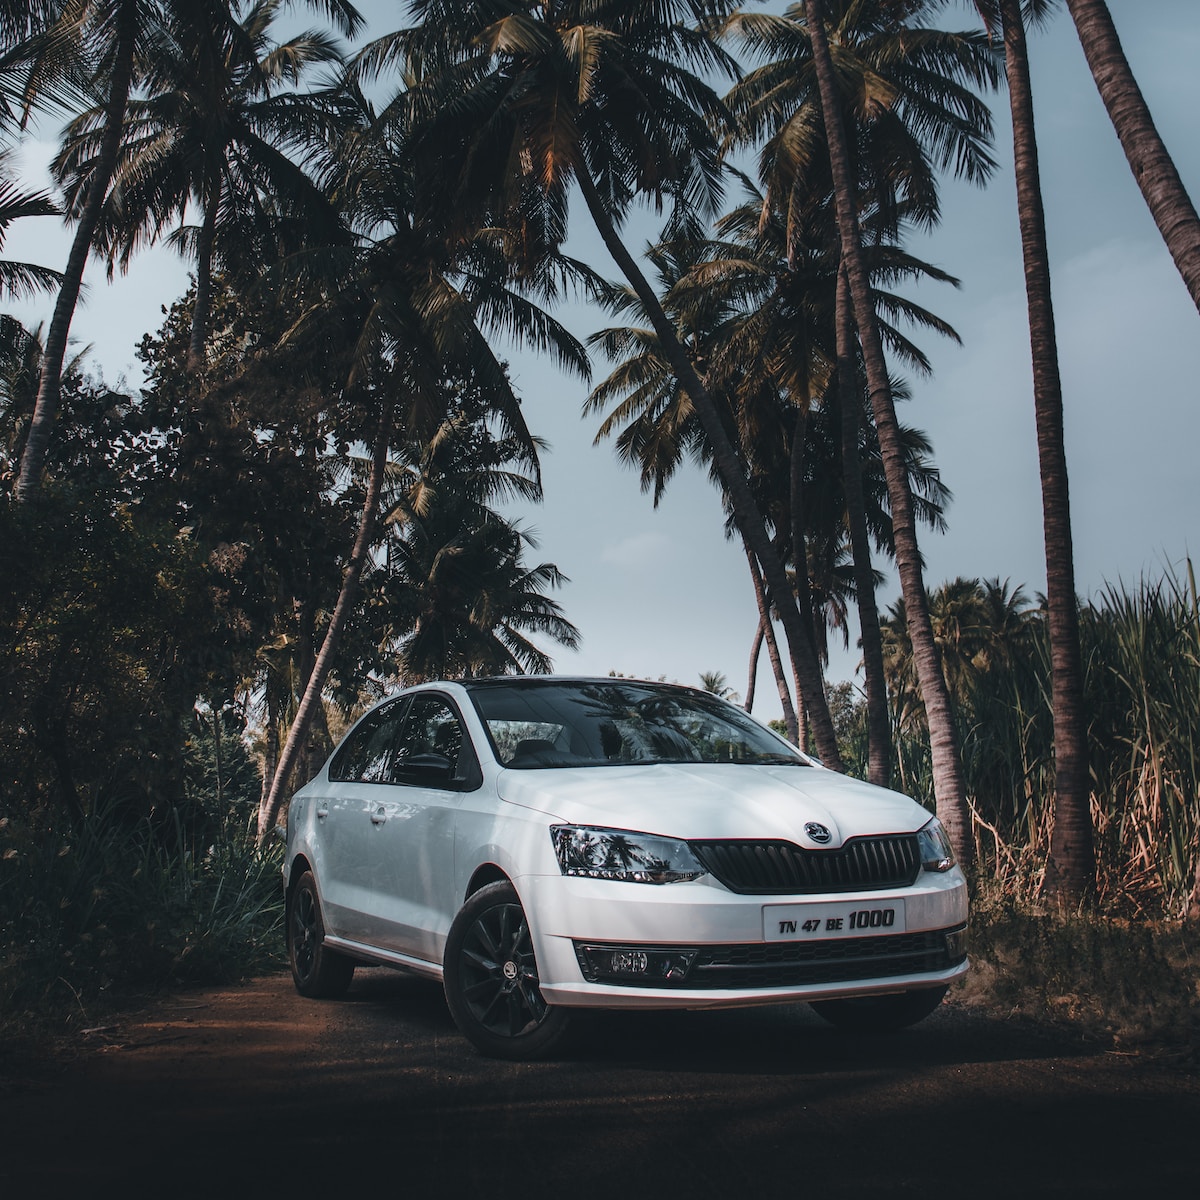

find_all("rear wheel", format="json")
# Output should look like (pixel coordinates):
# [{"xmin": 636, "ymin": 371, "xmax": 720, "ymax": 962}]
[
  {"xmin": 810, "ymin": 985, "xmax": 948, "ymax": 1032},
  {"xmin": 443, "ymin": 881, "xmax": 571, "ymax": 1060},
  {"xmin": 287, "ymin": 870, "xmax": 354, "ymax": 998}
]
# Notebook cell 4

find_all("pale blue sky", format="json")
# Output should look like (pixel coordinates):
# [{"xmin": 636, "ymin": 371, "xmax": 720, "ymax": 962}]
[{"xmin": 9, "ymin": 1, "xmax": 1199, "ymax": 718}]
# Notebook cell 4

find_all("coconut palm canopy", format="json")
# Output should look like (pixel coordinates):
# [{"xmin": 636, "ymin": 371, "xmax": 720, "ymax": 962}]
[{"xmin": 5, "ymin": 3, "xmax": 1196, "ymax": 693}]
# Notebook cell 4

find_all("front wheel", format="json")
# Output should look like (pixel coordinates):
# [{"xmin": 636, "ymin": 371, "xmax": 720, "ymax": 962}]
[
  {"xmin": 810, "ymin": 985, "xmax": 948, "ymax": 1032},
  {"xmin": 287, "ymin": 870, "xmax": 355, "ymax": 998},
  {"xmin": 443, "ymin": 881, "xmax": 571, "ymax": 1060}
]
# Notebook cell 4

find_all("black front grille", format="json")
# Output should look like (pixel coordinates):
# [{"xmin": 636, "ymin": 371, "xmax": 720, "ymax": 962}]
[
  {"xmin": 691, "ymin": 927, "xmax": 964, "ymax": 989},
  {"xmin": 690, "ymin": 835, "xmax": 921, "ymax": 895}
]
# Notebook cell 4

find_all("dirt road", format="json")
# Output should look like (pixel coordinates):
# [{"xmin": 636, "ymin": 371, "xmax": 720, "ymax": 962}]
[{"xmin": 2, "ymin": 968, "xmax": 1195, "ymax": 1196}]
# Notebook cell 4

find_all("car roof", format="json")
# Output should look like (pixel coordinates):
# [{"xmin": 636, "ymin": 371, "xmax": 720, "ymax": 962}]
[{"xmin": 459, "ymin": 676, "xmax": 705, "ymax": 694}]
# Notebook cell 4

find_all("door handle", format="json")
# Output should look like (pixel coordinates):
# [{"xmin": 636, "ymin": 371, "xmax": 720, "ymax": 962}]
[
  {"xmin": 371, "ymin": 806, "xmax": 387, "ymax": 825},
  {"xmin": 316, "ymin": 808, "xmax": 329, "ymax": 820}
]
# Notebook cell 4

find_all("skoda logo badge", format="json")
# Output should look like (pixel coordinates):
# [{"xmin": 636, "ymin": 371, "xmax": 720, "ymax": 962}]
[{"xmin": 805, "ymin": 822, "xmax": 832, "ymax": 844}]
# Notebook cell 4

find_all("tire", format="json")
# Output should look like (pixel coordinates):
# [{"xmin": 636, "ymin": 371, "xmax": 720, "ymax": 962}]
[
  {"xmin": 287, "ymin": 870, "xmax": 355, "ymax": 998},
  {"xmin": 810, "ymin": 985, "xmax": 948, "ymax": 1032},
  {"xmin": 443, "ymin": 881, "xmax": 571, "ymax": 1060}
]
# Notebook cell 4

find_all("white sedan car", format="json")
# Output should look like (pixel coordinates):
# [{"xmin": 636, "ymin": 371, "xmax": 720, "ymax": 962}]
[{"xmin": 284, "ymin": 677, "xmax": 968, "ymax": 1058}]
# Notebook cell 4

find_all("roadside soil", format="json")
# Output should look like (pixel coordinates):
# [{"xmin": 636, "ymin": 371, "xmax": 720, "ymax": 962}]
[{"xmin": 2, "ymin": 967, "xmax": 1196, "ymax": 1197}]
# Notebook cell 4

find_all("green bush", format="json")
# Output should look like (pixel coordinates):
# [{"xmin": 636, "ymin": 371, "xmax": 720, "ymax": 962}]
[{"xmin": 0, "ymin": 809, "xmax": 284, "ymax": 1035}]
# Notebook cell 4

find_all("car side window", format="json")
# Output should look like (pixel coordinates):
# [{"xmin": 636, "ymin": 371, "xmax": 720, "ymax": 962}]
[
  {"xmin": 389, "ymin": 696, "xmax": 468, "ymax": 788},
  {"xmin": 328, "ymin": 699, "xmax": 407, "ymax": 783}
]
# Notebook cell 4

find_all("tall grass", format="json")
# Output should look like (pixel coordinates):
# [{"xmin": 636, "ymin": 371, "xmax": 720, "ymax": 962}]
[
  {"xmin": 859, "ymin": 566, "xmax": 1200, "ymax": 917},
  {"xmin": 0, "ymin": 809, "xmax": 283, "ymax": 1035},
  {"xmin": 1080, "ymin": 570, "xmax": 1200, "ymax": 913}
]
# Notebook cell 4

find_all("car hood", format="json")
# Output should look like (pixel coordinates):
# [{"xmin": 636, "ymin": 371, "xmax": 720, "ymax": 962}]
[{"xmin": 495, "ymin": 763, "xmax": 930, "ymax": 846}]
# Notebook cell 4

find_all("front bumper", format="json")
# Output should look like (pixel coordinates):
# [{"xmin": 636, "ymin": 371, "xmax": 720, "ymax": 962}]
[{"xmin": 520, "ymin": 868, "xmax": 969, "ymax": 1011}]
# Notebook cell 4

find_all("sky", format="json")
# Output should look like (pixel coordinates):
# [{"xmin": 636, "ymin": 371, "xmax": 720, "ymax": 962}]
[{"xmin": 7, "ymin": 1, "xmax": 1200, "ymax": 721}]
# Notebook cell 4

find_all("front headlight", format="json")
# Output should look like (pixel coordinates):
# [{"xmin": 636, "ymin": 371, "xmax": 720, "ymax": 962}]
[
  {"xmin": 916, "ymin": 817, "xmax": 956, "ymax": 872},
  {"xmin": 551, "ymin": 825, "xmax": 706, "ymax": 884}
]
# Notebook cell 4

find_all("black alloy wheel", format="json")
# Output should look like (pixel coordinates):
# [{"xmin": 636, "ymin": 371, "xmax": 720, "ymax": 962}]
[
  {"xmin": 287, "ymin": 870, "xmax": 355, "ymax": 998},
  {"xmin": 444, "ymin": 881, "xmax": 571, "ymax": 1060}
]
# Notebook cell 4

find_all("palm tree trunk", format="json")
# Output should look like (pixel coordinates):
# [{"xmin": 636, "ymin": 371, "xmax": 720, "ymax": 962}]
[
  {"xmin": 788, "ymin": 407, "xmax": 824, "ymax": 682},
  {"xmin": 1064, "ymin": 0, "xmax": 1200, "ymax": 312},
  {"xmin": 1001, "ymin": 0, "xmax": 1094, "ymax": 904},
  {"xmin": 789, "ymin": 409, "xmax": 823, "ymax": 754},
  {"xmin": 836, "ymin": 266, "xmax": 891, "ymax": 787},
  {"xmin": 794, "ymin": 670, "xmax": 809, "ymax": 755},
  {"xmin": 291, "ymin": 592, "xmax": 320, "ymax": 788},
  {"xmin": 16, "ymin": 0, "xmax": 138, "ymax": 501},
  {"xmin": 188, "ymin": 167, "xmax": 220, "ymax": 373},
  {"xmin": 573, "ymin": 163, "xmax": 843, "ymax": 771},
  {"xmin": 259, "ymin": 686, "xmax": 280, "ymax": 814},
  {"xmin": 745, "ymin": 618, "xmax": 763, "ymax": 712},
  {"xmin": 256, "ymin": 400, "xmax": 393, "ymax": 845},
  {"xmin": 803, "ymin": 0, "xmax": 971, "ymax": 862},
  {"xmin": 746, "ymin": 548, "xmax": 800, "ymax": 744}
]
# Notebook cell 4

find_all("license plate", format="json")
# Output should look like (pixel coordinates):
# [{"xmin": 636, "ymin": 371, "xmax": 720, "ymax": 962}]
[{"xmin": 763, "ymin": 899, "xmax": 907, "ymax": 942}]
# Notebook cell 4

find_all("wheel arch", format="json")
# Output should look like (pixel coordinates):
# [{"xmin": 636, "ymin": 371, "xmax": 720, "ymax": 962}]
[
  {"xmin": 287, "ymin": 853, "xmax": 314, "ymax": 902},
  {"xmin": 464, "ymin": 862, "xmax": 511, "ymax": 902}
]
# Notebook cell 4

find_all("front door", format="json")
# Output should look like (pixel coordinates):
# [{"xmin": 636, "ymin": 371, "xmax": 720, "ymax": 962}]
[{"xmin": 360, "ymin": 693, "xmax": 473, "ymax": 963}]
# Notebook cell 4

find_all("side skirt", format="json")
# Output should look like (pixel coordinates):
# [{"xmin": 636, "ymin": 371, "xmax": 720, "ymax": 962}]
[{"xmin": 323, "ymin": 934, "xmax": 444, "ymax": 982}]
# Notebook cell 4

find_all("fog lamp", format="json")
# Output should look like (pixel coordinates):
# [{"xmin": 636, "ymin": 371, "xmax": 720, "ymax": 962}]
[
  {"xmin": 575, "ymin": 944, "xmax": 698, "ymax": 986},
  {"xmin": 610, "ymin": 950, "xmax": 649, "ymax": 975}
]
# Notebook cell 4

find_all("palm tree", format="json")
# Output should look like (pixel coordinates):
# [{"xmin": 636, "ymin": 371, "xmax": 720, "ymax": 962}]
[
  {"xmin": 367, "ymin": 390, "xmax": 580, "ymax": 683},
  {"xmin": 584, "ymin": 233, "xmax": 841, "ymax": 758},
  {"xmin": 699, "ymin": 670, "xmax": 737, "ymax": 700},
  {"xmin": 834, "ymin": 263, "xmax": 889, "ymax": 784},
  {"xmin": 0, "ymin": 318, "xmax": 90, "ymax": 484},
  {"xmin": 0, "ymin": 169, "xmax": 61, "ymax": 299},
  {"xmin": 1063, "ymin": 0, "xmax": 1200, "ymax": 313},
  {"xmin": 791, "ymin": 0, "xmax": 999, "ymax": 863},
  {"xmin": 374, "ymin": 0, "xmax": 851, "ymax": 770},
  {"xmin": 588, "ymin": 187, "xmax": 956, "ymax": 777},
  {"xmin": 987, "ymin": 0, "xmax": 1094, "ymax": 903},
  {"xmin": 0, "ymin": 2, "xmax": 84, "ymax": 140},
  {"xmin": 15, "ymin": 0, "xmax": 143, "ymax": 502},
  {"xmin": 14, "ymin": 0, "xmax": 362, "ymax": 501},
  {"xmin": 0, "ymin": 1, "xmax": 60, "ymax": 46},
  {"xmin": 255, "ymin": 103, "xmax": 590, "ymax": 842},
  {"xmin": 53, "ymin": 0, "xmax": 353, "ymax": 374},
  {"xmin": 382, "ymin": 491, "xmax": 580, "ymax": 683},
  {"xmin": 0, "ymin": 318, "xmax": 47, "ymax": 480},
  {"xmin": 698, "ymin": 191, "xmax": 960, "ymax": 785}
]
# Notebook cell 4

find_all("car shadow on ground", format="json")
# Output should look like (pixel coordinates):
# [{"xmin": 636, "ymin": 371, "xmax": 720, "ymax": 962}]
[{"xmin": 336, "ymin": 965, "xmax": 1092, "ymax": 1075}]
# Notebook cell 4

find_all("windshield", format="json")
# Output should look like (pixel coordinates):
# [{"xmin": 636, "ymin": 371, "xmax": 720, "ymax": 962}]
[{"xmin": 468, "ymin": 680, "xmax": 808, "ymax": 769}]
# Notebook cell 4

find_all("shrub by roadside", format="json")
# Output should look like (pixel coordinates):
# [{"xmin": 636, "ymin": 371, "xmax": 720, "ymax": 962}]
[
  {"xmin": 0, "ymin": 810, "xmax": 284, "ymax": 1047},
  {"xmin": 954, "ymin": 885, "xmax": 1200, "ymax": 1054}
]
